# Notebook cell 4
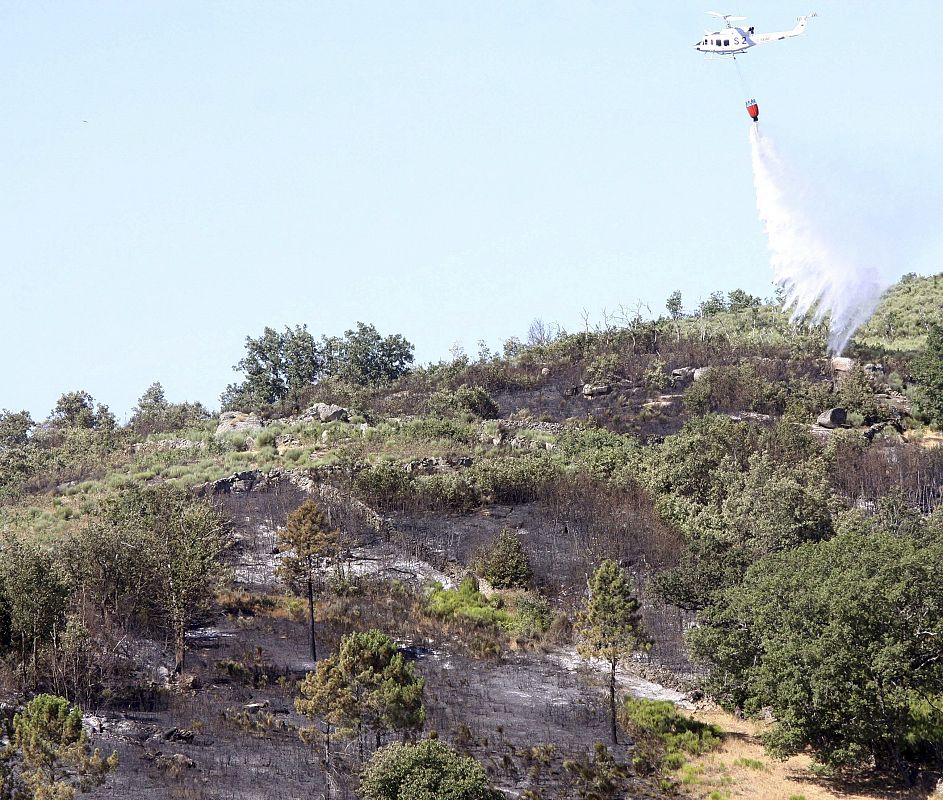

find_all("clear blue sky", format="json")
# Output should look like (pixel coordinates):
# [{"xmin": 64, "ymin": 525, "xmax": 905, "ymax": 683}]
[{"xmin": 2, "ymin": 1, "xmax": 941, "ymax": 420}]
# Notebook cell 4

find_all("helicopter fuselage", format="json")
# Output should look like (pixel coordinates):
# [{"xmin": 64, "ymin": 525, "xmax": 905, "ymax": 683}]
[
  {"xmin": 695, "ymin": 15, "xmax": 814, "ymax": 57},
  {"xmin": 695, "ymin": 26, "xmax": 755, "ymax": 55}
]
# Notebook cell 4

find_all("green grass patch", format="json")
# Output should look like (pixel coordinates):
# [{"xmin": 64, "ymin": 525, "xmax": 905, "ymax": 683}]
[{"xmin": 732, "ymin": 757, "xmax": 765, "ymax": 770}]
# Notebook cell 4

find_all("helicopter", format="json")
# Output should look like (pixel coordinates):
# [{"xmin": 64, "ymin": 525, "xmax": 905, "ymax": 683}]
[{"xmin": 695, "ymin": 11, "xmax": 816, "ymax": 56}]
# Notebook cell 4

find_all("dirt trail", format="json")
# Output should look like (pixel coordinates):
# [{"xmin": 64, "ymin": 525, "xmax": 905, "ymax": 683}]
[{"xmin": 678, "ymin": 707, "xmax": 936, "ymax": 800}]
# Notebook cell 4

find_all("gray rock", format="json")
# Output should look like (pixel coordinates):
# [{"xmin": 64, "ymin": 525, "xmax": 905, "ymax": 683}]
[
  {"xmin": 816, "ymin": 408, "xmax": 848, "ymax": 429},
  {"xmin": 540, "ymin": 367, "xmax": 551, "ymax": 377},
  {"xmin": 830, "ymin": 356, "xmax": 855, "ymax": 373},
  {"xmin": 306, "ymin": 403, "xmax": 349, "ymax": 423},
  {"xmin": 582, "ymin": 383, "xmax": 612, "ymax": 398},
  {"xmin": 726, "ymin": 412, "xmax": 773, "ymax": 424},
  {"xmin": 215, "ymin": 411, "xmax": 265, "ymax": 436}
]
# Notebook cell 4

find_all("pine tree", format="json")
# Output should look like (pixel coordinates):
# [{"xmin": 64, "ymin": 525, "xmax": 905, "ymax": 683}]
[
  {"xmin": 577, "ymin": 560, "xmax": 648, "ymax": 745},
  {"xmin": 10, "ymin": 694, "xmax": 117, "ymax": 798},
  {"xmin": 278, "ymin": 500, "xmax": 339, "ymax": 662},
  {"xmin": 296, "ymin": 630, "xmax": 425, "ymax": 763}
]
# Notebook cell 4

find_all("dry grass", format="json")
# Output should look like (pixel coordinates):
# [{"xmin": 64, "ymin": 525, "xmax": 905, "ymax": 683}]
[{"xmin": 676, "ymin": 707, "xmax": 936, "ymax": 800}]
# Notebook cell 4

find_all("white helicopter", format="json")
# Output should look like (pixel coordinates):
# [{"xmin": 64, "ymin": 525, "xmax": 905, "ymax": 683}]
[{"xmin": 695, "ymin": 11, "xmax": 816, "ymax": 56}]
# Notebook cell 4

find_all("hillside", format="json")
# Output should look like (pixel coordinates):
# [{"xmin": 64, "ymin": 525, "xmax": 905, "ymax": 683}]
[
  {"xmin": 854, "ymin": 272, "xmax": 943, "ymax": 352},
  {"xmin": 1, "ymin": 291, "xmax": 943, "ymax": 799}
]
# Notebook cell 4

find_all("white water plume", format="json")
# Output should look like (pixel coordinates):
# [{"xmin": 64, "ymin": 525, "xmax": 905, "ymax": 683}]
[{"xmin": 749, "ymin": 125, "xmax": 889, "ymax": 354}]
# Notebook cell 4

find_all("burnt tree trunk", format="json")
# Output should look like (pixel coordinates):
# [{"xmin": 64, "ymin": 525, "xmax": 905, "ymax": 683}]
[
  {"xmin": 609, "ymin": 658, "xmax": 618, "ymax": 746},
  {"xmin": 307, "ymin": 558, "xmax": 317, "ymax": 662}
]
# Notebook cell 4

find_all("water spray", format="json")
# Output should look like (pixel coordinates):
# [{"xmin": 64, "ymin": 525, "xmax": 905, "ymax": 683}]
[{"xmin": 749, "ymin": 126, "xmax": 888, "ymax": 354}]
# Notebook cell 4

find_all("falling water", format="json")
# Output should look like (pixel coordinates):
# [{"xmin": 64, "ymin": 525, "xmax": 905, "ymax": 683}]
[{"xmin": 749, "ymin": 124, "xmax": 888, "ymax": 354}]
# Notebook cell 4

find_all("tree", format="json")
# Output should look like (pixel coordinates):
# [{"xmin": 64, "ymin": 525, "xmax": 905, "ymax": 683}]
[
  {"xmin": 577, "ymin": 560, "xmax": 647, "ymax": 746},
  {"xmin": 699, "ymin": 291, "xmax": 728, "ymax": 317},
  {"xmin": 913, "ymin": 321, "xmax": 943, "ymax": 427},
  {"xmin": 48, "ymin": 391, "xmax": 115, "ymax": 431},
  {"xmin": 358, "ymin": 739, "xmax": 500, "ymax": 800},
  {"xmin": 277, "ymin": 500, "xmax": 339, "ymax": 662},
  {"xmin": 296, "ymin": 630, "xmax": 425, "ymax": 761},
  {"xmin": 129, "ymin": 382, "xmax": 209, "ymax": 434},
  {"xmin": 0, "ymin": 410, "xmax": 33, "ymax": 449},
  {"xmin": 223, "ymin": 325, "xmax": 322, "ymax": 411},
  {"xmin": 322, "ymin": 323, "xmax": 414, "ymax": 386},
  {"xmin": 72, "ymin": 486, "xmax": 229, "ymax": 674},
  {"xmin": 476, "ymin": 528, "xmax": 532, "ymax": 589},
  {"xmin": 141, "ymin": 488, "xmax": 229, "ymax": 673},
  {"xmin": 7, "ymin": 694, "xmax": 117, "ymax": 799},
  {"xmin": 665, "ymin": 291, "xmax": 683, "ymax": 342},
  {"xmin": 689, "ymin": 519, "xmax": 943, "ymax": 775},
  {"xmin": 727, "ymin": 288, "xmax": 761, "ymax": 312},
  {"xmin": 0, "ymin": 536, "xmax": 69, "ymax": 689}
]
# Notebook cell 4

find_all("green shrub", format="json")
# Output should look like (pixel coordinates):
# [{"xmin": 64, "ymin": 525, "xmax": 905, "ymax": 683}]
[
  {"xmin": 426, "ymin": 578, "xmax": 510, "ymax": 628},
  {"xmin": 683, "ymin": 364, "xmax": 783, "ymax": 416},
  {"xmin": 470, "ymin": 455, "xmax": 561, "ymax": 504},
  {"xmin": 620, "ymin": 697, "xmax": 722, "ymax": 770},
  {"xmin": 399, "ymin": 418, "xmax": 475, "ymax": 444},
  {"xmin": 644, "ymin": 357, "xmax": 672, "ymax": 393},
  {"xmin": 506, "ymin": 591, "xmax": 553, "ymax": 638},
  {"xmin": 414, "ymin": 474, "xmax": 480, "ymax": 512},
  {"xmin": 428, "ymin": 386, "xmax": 500, "ymax": 420},
  {"xmin": 476, "ymin": 528, "xmax": 532, "ymax": 589},
  {"xmin": 359, "ymin": 739, "xmax": 501, "ymax": 800}
]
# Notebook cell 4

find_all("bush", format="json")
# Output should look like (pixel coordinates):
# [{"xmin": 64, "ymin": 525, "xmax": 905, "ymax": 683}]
[
  {"xmin": 359, "ymin": 739, "xmax": 501, "ymax": 800},
  {"xmin": 413, "ymin": 474, "xmax": 480, "ymax": 512},
  {"xmin": 399, "ymin": 418, "xmax": 475, "ymax": 444},
  {"xmin": 426, "ymin": 578, "xmax": 510, "ymax": 628},
  {"xmin": 470, "ymin": 455, "xmax": 562, "ymax": 504},
  {"xmin": 476, "ymin": 528, "xmax": 533, "ymax": 589},
  {"xmin": 620, "ymin": 697, "xmax": 722, "ymax": 771},
  {"xmin": 683, "ymin": 364, "xmax": 783, "ymax": 416},
  {"xmin": 505, "ymin": 591, "xmax": 553, "ymax": 638},
  {"xmin": 428, "ymin": 386, "xmax": 499, "ymax": 420}
]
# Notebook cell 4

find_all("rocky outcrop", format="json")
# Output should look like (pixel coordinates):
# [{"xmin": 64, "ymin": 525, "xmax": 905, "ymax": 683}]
[
  {"xmin": 816, "ymin": 408, "xmax": 848, "ymax": 429},
  {"xmin": 275, "ymin": 433, "xmax": 303, "ymax": 454},
  {"xmin": 582, "ymin": 383, "xmax": 612, "ymax": 398},
  {"xmin": 725, "ymin": 411, "xmax": 773, "ymax": 425},
  {"xmin": 215, "ymin": 411, "xmax": 265, "ymax": 436},
  {"xmin": 404, "ymin": 456, "xmax": 474, "ymax": 474},
  {"xmin": 876, "ymin": 392, "xmax": 911, "ymax": 416},
  {"xmin": 132, "ymin": 438, "xmax": 205, "ymax": 454},
  {"xmin": 830, "ymin": 356, "xmax": 855, "ymax": 373},
  {"xmin": 302, "ymin": 403, "xmax": 349, "ymax": 423}
]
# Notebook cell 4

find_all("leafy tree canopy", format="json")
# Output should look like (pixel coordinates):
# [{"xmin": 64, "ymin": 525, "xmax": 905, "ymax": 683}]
[
  {"xmin": 48, "ymin": 391, "xmax": 115, "ymax": 431},
  {"xmin": 913, "ymin": 321, "xmax": 943, "ymax": 427},
  {"xmin": 358, "ymin": 739, "xmax": 501, "ymax": 800},
  {"xmin": 689, "ymin": 516, "xmax": 943, "ymax": 774}
]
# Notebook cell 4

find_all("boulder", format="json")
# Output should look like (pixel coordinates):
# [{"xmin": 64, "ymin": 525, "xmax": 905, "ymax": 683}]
[
  {"xmin": 154, "ymin": 753, "xmax": 196, "ymax": 770},
  {"xmin": 275, "ymin": 433, "xmax": 303, "ymax": 454},
  {"xmin": 830, "ymin": 356, "xmax": 855, "ymax": 373},
  {"xmin": 582, "ymin": 383, "xmax": 612, "ymax": 398},
  {"xmin": 305, "ymin": 403, "xmax": 349, "ymax": 423},
  {"xmin": 726, "ymin": 412, "xmax": 773, "ymax": 424},
  {"xmin": 540, "ymin": 367, "xmax": 551, "ymax": 377},
  {"xmin": 215, "ymin": 411, "xmax": 265, "ymax": 436},
  {"xmin": 816, "ymin": 408, "xmax": 848, "ymax": 429}
]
